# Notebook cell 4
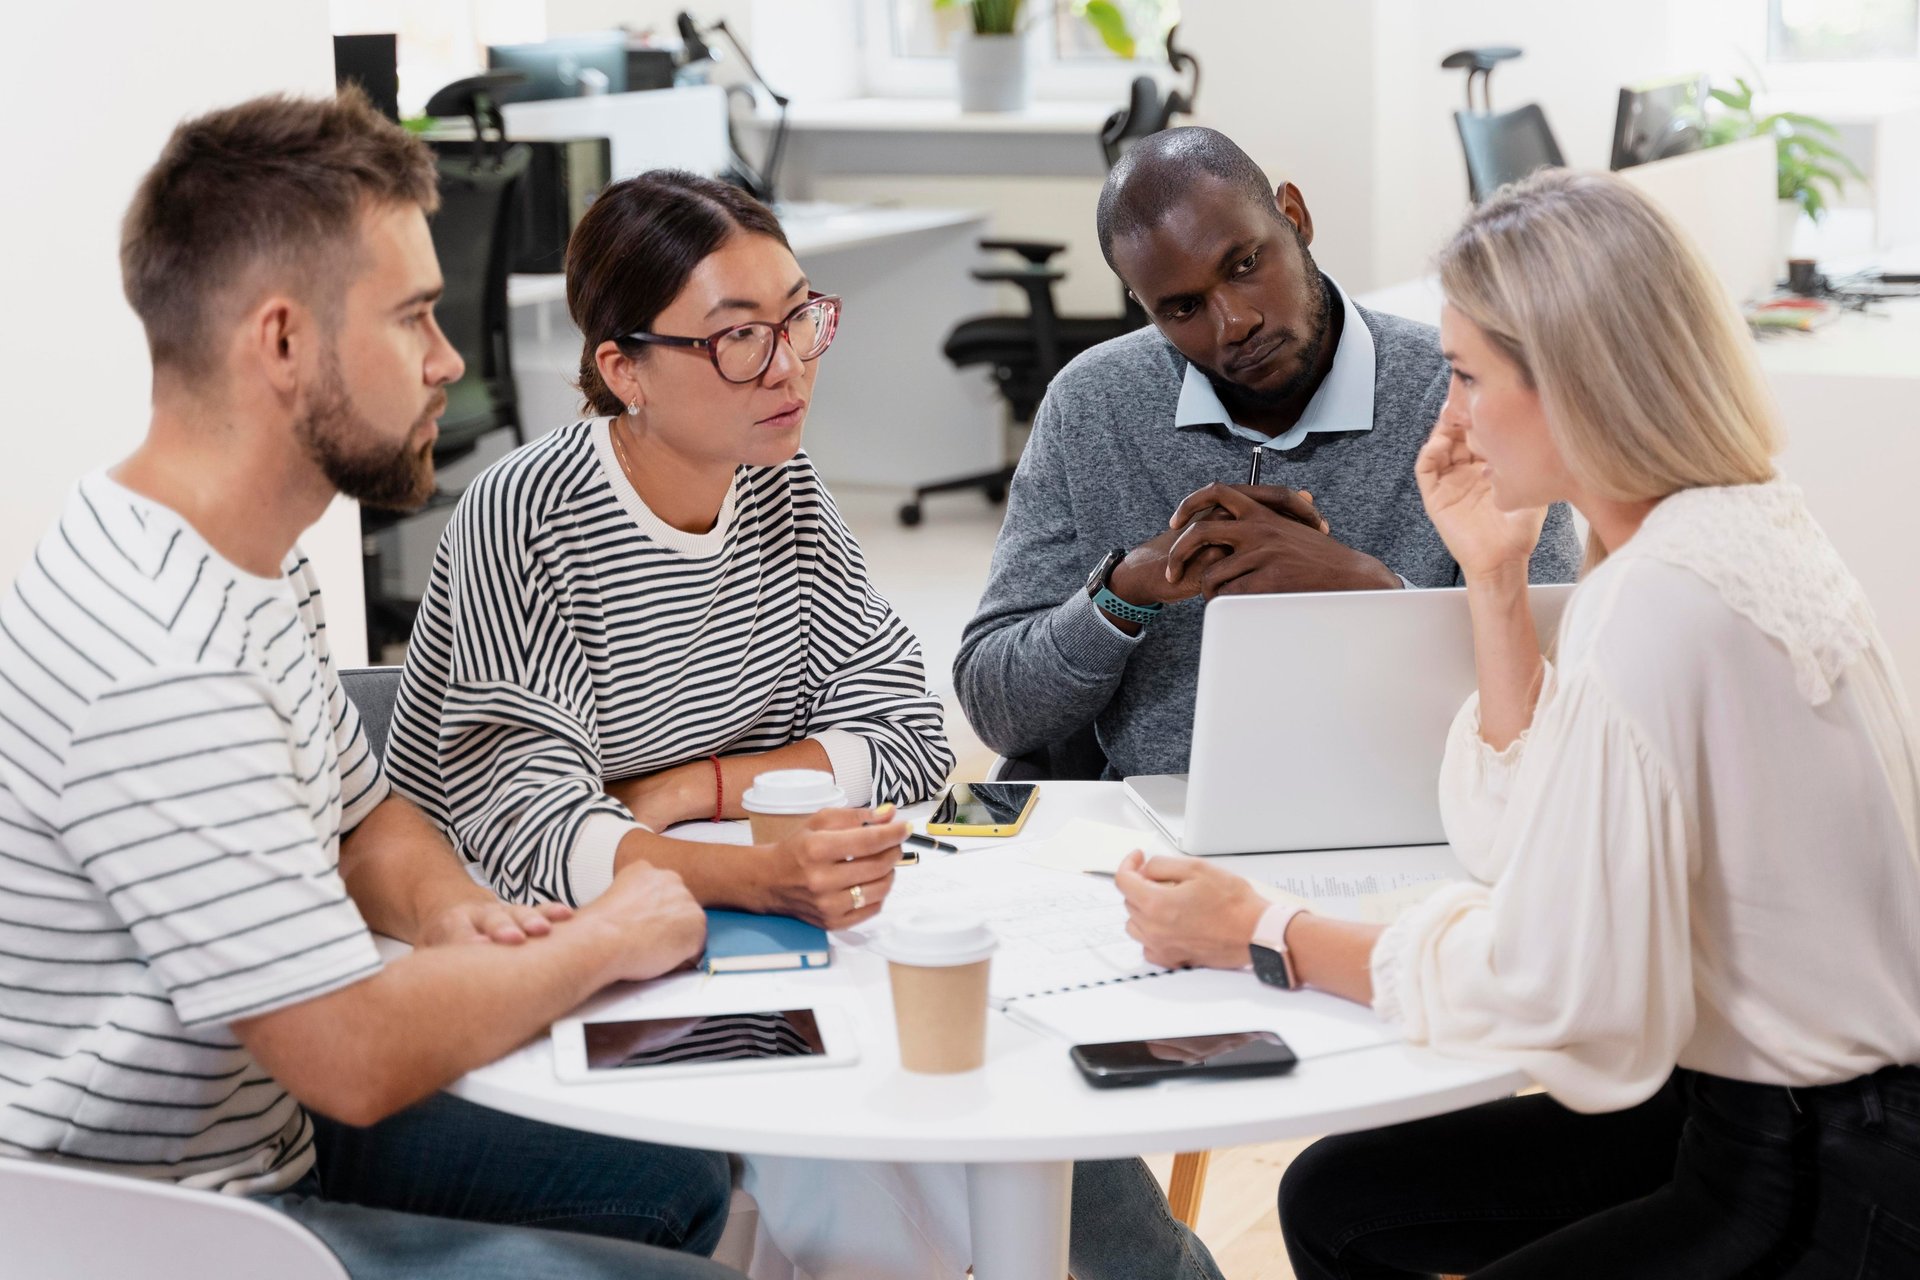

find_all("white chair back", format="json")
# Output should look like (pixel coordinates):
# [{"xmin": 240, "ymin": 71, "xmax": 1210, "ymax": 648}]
[{"xmin": 0, "ymin": 1157, "xmax": 347, "ymax": 1280}]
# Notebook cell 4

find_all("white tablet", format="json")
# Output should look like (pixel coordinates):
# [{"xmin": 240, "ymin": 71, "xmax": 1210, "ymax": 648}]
[{"xmin": 553, "ymin": 1004, "xmax": 859, "ymax": 1085}]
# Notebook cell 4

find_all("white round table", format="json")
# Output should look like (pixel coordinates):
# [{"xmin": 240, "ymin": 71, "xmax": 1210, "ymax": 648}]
[{"xmin": 451, "ymin": 782, "xmax": 1526, "ymax": 1278}]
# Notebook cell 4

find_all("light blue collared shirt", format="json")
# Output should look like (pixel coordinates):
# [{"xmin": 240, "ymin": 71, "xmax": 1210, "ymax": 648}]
[{"xmin": 1171, "ymin": 275, "xmax": 1376, "ymax": 454}]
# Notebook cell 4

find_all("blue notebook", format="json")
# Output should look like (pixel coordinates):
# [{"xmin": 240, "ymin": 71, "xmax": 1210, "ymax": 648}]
[{"xmin": 701, "ymin": 910, "xmax": 832, "ymax": 974}]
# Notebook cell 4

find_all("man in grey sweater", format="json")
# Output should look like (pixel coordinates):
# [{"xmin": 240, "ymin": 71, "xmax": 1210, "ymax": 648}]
[{"xmin": 955, "ymin": 128, "xmax": 1580, "ymax": 779}]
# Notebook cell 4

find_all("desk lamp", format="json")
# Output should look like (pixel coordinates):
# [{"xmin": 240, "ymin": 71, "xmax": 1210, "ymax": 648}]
[{"xmin": 675, "ymin": 10, "xmax": 790, "ymax": 207}]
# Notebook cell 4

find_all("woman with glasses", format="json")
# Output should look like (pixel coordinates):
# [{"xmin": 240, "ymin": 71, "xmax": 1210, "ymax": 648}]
[{"xmin": 384, "ymin": 172, "xmax": 965, "ymax": 1274}]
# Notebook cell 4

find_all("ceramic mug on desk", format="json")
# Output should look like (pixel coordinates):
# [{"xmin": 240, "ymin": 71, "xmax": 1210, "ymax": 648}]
[{"xmin": 875, "ymin": 910, "xmax": 997, "ymax": 1073}]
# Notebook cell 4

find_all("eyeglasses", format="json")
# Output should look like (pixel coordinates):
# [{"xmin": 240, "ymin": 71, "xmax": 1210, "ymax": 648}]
[{"xmin": 615, "ymin": 292, "xmax": 841, "ymax": 384}]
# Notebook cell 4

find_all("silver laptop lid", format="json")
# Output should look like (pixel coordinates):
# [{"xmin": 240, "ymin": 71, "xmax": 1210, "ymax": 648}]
[{"xmin": 1177, "ymin": 584, "xmax": 1574, "ymax": 854}]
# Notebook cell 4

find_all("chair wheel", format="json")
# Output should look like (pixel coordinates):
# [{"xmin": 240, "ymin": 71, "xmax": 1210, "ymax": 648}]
[
  {"xmin": 898, "ymin": 502, "xmax": 923, "ymax": 527},
  {"xmin": 985, "ymin": 482, "xmax": 1008, "ymax": 504}
]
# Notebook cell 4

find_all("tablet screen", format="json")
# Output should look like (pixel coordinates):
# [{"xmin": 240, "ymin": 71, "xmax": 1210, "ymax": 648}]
[{"xmin": 583, "ymin": 1009, "xmax": 825, "ymax": 1072}]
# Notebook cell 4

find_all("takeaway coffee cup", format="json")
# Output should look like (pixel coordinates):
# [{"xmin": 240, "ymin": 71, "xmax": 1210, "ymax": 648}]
[
  {"xmin": 741, "ymin": 769, "xmax": 847, "ymax": 844},
  {"xmin": 873, "ymin": 909, "xmax": 997, "ymax": 1074}
]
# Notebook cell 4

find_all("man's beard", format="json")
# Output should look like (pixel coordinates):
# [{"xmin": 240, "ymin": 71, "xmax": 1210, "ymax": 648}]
[
  {"xmin": 296, "ymin": 348, "xmax": 441, "ymax": 513},
  {"xmin": 1206, "ymin": 228, "xmax": 1334, "ymax": 411}
]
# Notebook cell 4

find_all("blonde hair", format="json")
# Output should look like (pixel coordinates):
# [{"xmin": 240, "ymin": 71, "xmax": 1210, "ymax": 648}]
[{"xmin": 1437, "ymin": 169, "xmax": 1781, "ymax": 571}]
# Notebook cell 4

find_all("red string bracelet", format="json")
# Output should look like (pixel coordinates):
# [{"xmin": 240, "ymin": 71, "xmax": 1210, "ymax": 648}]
[{"xmin": 710, "ymin": 755, "xmax": 725, "ymax": 823}]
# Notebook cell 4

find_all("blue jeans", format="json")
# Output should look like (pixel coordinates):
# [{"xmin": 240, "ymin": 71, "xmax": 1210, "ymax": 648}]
[
  {"xmin": 258, "ymin": 1093, "xmax": 738, "ymax": 1279},
  {"xmin": 1280, "ymin": 1066, "xmax": 1920, "ymax": 1278},
  {"xmin": 1069, "ymin": 1157, "xmax": 1226, "ymax": 1280}
]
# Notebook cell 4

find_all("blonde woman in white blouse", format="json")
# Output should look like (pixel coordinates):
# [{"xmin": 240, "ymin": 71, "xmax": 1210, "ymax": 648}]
[{"xmin": 1116, "ymin": 168, "xmax": 1920, "ymax": 1278}]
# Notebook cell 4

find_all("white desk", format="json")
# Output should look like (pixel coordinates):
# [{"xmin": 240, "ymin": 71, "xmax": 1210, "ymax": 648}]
[
  {"xmin": 505, "ymin": 202, "xmax": 1002, "ymax": 489},
  {"xmin": 745, "ymin": 99, "xmax": 1115, "ymax": 184},
  {"xmin": 450, "ymin": 782, "xmax": 1524, "ymax": 1279}
]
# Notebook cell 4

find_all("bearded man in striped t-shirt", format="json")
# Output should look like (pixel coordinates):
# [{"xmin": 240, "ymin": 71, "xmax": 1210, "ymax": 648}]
[{"xmin": 0, "ymin": 90, "xmax": 861, "ymax": 1278}]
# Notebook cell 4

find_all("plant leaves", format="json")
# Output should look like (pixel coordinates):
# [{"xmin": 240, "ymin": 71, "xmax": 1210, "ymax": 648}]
[
  {"xmin": 1078, "ymin": 0, "xmax": 1136, "ymax": 58},
  {"xmin": 1773, "ymin": 111, "xmax": 1842, "ymax": 137}
]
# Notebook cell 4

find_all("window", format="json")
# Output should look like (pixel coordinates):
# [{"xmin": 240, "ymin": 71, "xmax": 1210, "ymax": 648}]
[
  {"xmin": 860, "ymin": 0, "xmax": 1182, "ymax": 100},
  {"xmin": 1052, "ymin": 0, "xmax": 1180, "ymax": 61},
  {"xmin": 1768, "ymin": 0, "xmax": 1919, "ymax": 61}
]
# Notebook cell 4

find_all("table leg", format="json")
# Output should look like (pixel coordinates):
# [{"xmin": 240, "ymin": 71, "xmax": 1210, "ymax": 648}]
[{"xmin": 966, "ymin": 1160, "xmax": 1072, "ymax": 1280}]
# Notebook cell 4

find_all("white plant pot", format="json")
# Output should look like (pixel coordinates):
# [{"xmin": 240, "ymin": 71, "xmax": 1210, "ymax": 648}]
[
  {"xmin": 956, "ymin": 33, "xmax": 1030, "ymax": 113},
  {"xmin": 1776, "ymin": 198, "xmax": 1804, "ymax": 275}
]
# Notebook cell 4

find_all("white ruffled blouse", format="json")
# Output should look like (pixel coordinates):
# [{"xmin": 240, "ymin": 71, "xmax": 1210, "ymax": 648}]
[{"xmin": 1372, "ymin": 481, "xmax": 1920, "ymax": 1112}]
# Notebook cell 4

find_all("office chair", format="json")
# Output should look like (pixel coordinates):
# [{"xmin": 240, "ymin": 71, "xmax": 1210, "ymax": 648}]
[
  {"xmin": 901, "ymin": 29, "xmax": 1202, "ymax": 527},
  {"xmin": 362, "ymin": 75, "xmax": 532, "ymax": 657},
  {"xmin": 1442, "ymin": 47, "xmax": 1565, "ymax": 204}
]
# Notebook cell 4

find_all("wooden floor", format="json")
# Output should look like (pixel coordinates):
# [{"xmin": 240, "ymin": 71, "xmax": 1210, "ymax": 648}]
[{"xmin": 1143, "ymin": 1141, "xmax": 1309, "ymax": 1279}]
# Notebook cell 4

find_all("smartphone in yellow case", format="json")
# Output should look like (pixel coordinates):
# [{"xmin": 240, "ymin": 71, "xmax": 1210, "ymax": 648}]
[{"xmin": 925, "ymin": 782, "xmax": 1040, "ymax": 837}]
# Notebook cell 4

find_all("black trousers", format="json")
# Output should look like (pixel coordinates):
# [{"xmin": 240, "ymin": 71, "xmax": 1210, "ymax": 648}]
[{"xmin": 1279, "ymin": 1065, "xmax": 1920, "ymax": 1279}]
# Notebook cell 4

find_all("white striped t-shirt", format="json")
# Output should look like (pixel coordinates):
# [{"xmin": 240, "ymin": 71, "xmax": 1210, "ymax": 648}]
[
  {"xmin": 0, "ymin": 474, "xmax": 387, "ymax": 1193},
  {"xmin": 386, "ymin": 419, "xmax": 953, "ymax": 905}
]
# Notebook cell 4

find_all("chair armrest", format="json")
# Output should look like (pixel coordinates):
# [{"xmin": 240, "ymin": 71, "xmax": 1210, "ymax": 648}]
[
  {"xmin": 970, "ymin": 265, "xmax": 1067, "ymax": 285},
  {"xmin": 979, "ymin": 238, "xmax": 1068, "ymax": 264}
]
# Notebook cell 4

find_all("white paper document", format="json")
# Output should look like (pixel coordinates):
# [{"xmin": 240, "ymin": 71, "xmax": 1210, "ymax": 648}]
[
  {"xmin": 1254, "ymin": 869, "xmax": 1454, "ymax": 924},
  {"xmin": 848, "ymin": 853, "xmax": 1165, "ymax": 1001},
  {"xmin": 999, "ymin": 967, "xmax": 1399, "ymax": 1061},
  {"xmin": 1014, "ymin": 818, "xmax": 1181, "ymax": 876}
]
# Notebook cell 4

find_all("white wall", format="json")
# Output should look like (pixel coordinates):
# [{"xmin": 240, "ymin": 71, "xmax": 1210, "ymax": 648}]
[
  {"xmin": 768, "ymin": 1, "xmax": 1768, "ymax": 302},
  {"xmin": 547, "ymin": 0, "xmax": 753, "ymax": 42},
  {"xmin": 1178, "ymin": 1, "xmax": 1380, "ymax": 290},
  {"xmin": 0, "ymin": 2, "xmax": 368, "ymax": 664}
]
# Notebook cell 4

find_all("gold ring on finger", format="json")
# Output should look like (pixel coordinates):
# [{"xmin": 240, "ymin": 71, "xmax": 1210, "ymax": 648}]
[{"xmin": 849, "ymin": 883, "xmax": 866, "ymax": 910}]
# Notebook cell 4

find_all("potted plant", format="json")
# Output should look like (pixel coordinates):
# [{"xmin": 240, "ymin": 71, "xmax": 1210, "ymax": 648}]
[
  {"xmin": 1704, "ymin": 77, "xmax": 1866, "ymax": 264},
  {"xmin": 934, "ymin": 0, "xmax": 1136, "ymax": 113}
]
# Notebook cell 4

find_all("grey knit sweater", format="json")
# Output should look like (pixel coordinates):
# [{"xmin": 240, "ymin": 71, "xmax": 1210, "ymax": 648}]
[{"xmin": 954, "ymin": 305, "xmax": 1582, "ymax": 779}]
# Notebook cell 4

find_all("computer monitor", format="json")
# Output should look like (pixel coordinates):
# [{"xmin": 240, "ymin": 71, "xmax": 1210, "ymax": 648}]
[
  {"xmin": 1610, "ymin": 74, "xmax": 1710, "ymax": 171},
  {"xmin": 334, "ymin": 33, "xmax": 400, "ymax": 121},
  {"xmin": 486, "ymin": 34, "xmax": 629, "ymax": 104}
]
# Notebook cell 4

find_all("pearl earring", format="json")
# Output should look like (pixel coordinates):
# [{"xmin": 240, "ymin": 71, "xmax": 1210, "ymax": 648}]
[{"xmin": 626, "ymin": 402, "xmax": 639, "ymax": 416}]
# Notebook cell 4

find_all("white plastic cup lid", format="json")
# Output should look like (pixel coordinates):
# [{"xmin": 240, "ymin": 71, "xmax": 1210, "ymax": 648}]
[
  {"xmin": 873, "ymin": 909, "xmax": 997, "ymax": 967},
  {"xmin": 741, "ymin": 769, "xmax": 846, "ymax": 815}
]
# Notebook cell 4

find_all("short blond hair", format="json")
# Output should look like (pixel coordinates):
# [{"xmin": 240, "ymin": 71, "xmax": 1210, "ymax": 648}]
[{"xmin": 1437, "ymin": 170, "xmax": 1780, "ymax": 569}]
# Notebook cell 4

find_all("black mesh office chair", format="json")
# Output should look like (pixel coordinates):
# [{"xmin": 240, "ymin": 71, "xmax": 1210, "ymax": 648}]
[
  {"xmin": 899, "ymin": 31, "xmax": 1201, "ymax": 527},
  {"xmin": 1442, "ymin": 47, "xmax": 1565, "ymax": 204},
  {"xmin": 362, "ymin": 74, "xmax": 532, "ymax": 657}
]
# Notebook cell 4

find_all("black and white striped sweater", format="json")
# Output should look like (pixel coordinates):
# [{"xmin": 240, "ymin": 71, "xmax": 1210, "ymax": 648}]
[{"xmin": 386, "ymin": 419, "xmax": 953, "ymax": 905}]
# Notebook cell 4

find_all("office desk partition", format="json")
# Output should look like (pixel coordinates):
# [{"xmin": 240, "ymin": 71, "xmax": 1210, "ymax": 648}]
[{"xmin": 446, "ymin": 782, "xmax": 1525, "ymax": 1280}]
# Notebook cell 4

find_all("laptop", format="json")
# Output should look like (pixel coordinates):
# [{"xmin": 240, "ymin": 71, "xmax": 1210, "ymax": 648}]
[{"xmin": 1123, "ymin": 584, "xmax": 1574, "ymax": 855}]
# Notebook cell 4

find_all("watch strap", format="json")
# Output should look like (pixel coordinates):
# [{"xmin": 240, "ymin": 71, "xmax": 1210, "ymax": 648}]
[
  {"xmin": 1090, "ymin": 584, "xmax": 1161, "ymax": 627},
  {"xmin": 1249, "ymin": 900, "xmax": 1311, "ymax": 990}
]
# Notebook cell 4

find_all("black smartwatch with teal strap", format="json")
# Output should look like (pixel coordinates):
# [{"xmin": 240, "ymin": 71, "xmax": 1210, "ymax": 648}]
[{"xmin": 1086, "ymin": 547, "xmax": 1162, "ymax": 628}]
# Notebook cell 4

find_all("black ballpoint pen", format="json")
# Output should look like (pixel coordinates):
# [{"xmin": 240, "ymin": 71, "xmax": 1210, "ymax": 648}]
[{"xmin": 905, "ymin": 832, "xmax": 959, "ymax": 854}]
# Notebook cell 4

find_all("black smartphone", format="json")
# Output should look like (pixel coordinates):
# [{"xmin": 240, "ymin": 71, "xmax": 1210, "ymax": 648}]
[{"xmin": 1070, "ymin": 1031, "xmax": 1299, "ymax": 1088}]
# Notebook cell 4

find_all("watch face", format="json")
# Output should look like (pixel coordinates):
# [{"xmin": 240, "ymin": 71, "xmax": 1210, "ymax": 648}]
[
  {"xmin": 1249, "ymin": 943, "xmax": 1293, "ymax": 990},
  {"xmin": 1087, "ymin": 548, "xmax": 1123, "ymax": 594}
]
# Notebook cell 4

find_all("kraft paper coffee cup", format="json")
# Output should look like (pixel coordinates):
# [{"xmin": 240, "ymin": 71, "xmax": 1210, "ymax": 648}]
[
  {"xmin": 874, "ymin": 910, "xmax": 997, "ymax": 1074},
  {"xmin": 741, "ymin": 769, "xmax": 847, "ymax": 844}
]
